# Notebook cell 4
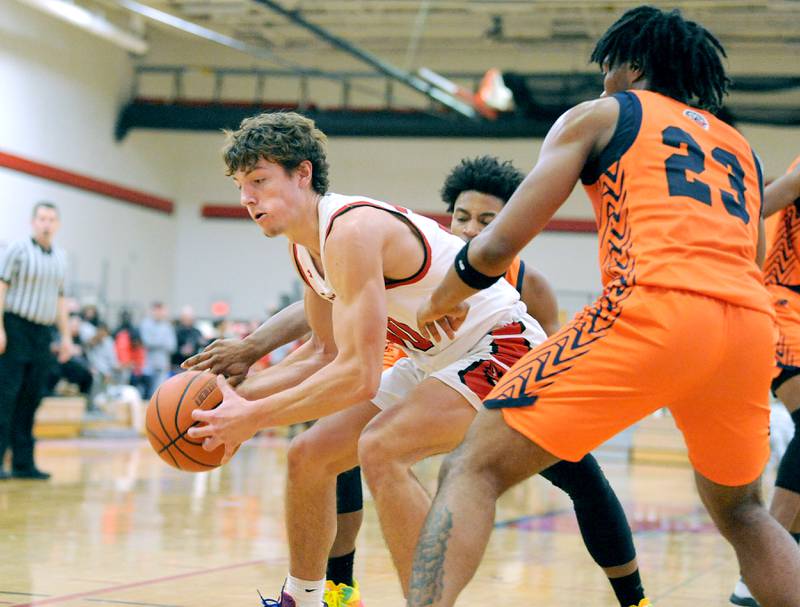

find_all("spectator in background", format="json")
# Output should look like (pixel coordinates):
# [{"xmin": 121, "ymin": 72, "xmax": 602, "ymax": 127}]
[
  {"xmin": 80, "ymin": 303, "xmax": 100, "ymax": 328},
  {"xmin": 78, "ymin": 304, "xmax": 101, "ymax": 347},
  {"xmin": 114, "ymin": 309, "xmax": 147, "ymax": 397},
  {"xmin": 47, "ymin": 336, "xmax": 92, "ymax": 397},
  {"xmin": 139, "ymin": 302, "xmax": 176, "ymax": 397},
  {"xmin": 0, "ymin": 202, "xmax": 72, "ymax": 480},
  {"xmin": 172, "ymin": 306, "xmax": 205, "ymax": 371},
  {"xmin": 47, "ymin": 314, "xmax": 93, "ymax": 398},
  {"xmin": 82, "ymin": 321, "xmax": 119, "ymax": 401}
]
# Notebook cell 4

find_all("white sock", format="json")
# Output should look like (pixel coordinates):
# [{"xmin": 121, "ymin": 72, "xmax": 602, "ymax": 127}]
[
  {"xmin": 733, "ymin": 578, "xmax": 754, "ymax": 599},
  {"xmin": 285, "ymin": 574, "xmax": 325, "ymax": 607}
]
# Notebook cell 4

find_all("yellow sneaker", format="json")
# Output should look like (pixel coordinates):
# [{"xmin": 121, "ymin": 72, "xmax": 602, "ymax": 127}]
[
  {"xmin": 630, "ymin": 600, "xmax": 651, "ymax": 607},
  {"xmin": 324, "ymin": 580, "xmax": 364, "ymax": 607}
]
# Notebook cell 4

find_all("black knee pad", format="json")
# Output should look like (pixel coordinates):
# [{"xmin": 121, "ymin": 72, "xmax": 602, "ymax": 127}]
[
  {"xmin": 776, "ymin": 409, "xmax": 800, "ymax": 494},
  {"xmin": 336, "ymin": 466, "xmax": 363, "ymax": 514},
  {"xmin": 541, "ymin": 455, "xmax": 636, "ymax": 568},
  {"xmin": 540, "ymin": 454, "xmax": 607, "ymax": 497}
]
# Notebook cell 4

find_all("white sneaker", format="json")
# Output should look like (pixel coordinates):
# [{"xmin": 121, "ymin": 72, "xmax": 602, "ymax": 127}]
[{"xmin": 730, "ymin": 579, "xmax": 760, "ymax": 607}]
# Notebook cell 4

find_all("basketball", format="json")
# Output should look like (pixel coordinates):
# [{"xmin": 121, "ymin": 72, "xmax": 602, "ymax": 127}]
[{"xmin": 145, "ymin": 371, "xmax": 227, "ymax": 472}]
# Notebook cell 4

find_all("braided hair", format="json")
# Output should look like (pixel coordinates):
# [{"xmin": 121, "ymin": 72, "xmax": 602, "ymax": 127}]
[{"xmin": 590, "ymin": 5, "xmax": 730, "ymax": 112}]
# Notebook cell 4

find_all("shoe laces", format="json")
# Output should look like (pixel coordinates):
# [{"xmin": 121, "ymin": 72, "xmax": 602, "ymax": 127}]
[
  {"xmin": 259, "ymin": 590, "xmax": 282, "ymax": 607},
  {"xmin": 323, "ymin": 584, "xmax": 345, "ymax": 607},
  {"xmin": 259, "ymin": 589, "xmax": 325, "ymax": 607}
]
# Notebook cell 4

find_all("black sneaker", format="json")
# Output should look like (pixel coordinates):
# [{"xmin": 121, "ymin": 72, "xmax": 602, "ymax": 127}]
[{"xmin": 12, "ymin": 467, "xmax": 51, "ymax": 480}]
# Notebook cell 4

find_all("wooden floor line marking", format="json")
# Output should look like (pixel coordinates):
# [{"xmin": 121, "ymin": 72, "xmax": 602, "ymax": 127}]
[
  {"xmin": 83, "ymin": 598, "xmax": 180, "ymax": 607},
  {"xmin": 10, "ymin": 559, "xmax": 272, "ymax": 607},
  {"xmin": 493, "ymin": 508, "xmax": 571, "ymax": 528}
]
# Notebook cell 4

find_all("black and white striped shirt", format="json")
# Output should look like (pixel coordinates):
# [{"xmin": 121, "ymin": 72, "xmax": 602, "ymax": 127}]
[{"xmin": 0, "ymin": 238, "xmax": 68, "ymax": 325}]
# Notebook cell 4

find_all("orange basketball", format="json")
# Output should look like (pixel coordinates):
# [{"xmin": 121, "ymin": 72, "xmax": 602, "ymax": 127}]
[{"xmin": 145, "ymin": 371, "xmax": 228, "ymax": 472}]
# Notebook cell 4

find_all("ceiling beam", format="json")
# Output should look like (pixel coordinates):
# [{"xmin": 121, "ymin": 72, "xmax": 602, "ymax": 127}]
[
  {"xmin": 113, "ymin": 0, "xmax": 378, "ymax": 88},
  {"xmin": 252, "ymin": 0, "xmax": 479, "ymax": 119}
]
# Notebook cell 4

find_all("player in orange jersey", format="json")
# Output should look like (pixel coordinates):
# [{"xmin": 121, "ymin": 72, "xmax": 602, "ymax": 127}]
[
  {"xmin": 410, "ymin": 6, "xmax": 800, "ymax": 607},
  {"xmin": 404, "ymin": 155, "xmax": 649, "ymax": 606},
  {"xmin": 730, "ymin": 158, "xmax": 800, "ymax": 606}
]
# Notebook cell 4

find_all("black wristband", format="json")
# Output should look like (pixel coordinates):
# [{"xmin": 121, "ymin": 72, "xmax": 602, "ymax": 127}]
[{"xmin": 454, "ymin": 242, "xmax": 504, "ymax": 290}]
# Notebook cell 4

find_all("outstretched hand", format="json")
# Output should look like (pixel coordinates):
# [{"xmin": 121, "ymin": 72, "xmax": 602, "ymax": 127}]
[
  {"xmin": 416, "ymin": 299, "xmax": 469, "ymax": 343},
  {"xmin": 187, "ymin": 375, "xmax": 257, "ymax": 465},
  {"xmin": 181, "ymin": 338, "xmax": 255, "ymax": 386}
]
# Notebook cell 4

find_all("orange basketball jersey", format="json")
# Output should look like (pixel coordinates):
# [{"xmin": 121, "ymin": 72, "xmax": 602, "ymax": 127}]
[
  {"xmin": 581, "ymin": 90, "xmax": 770, "ymax": 314},
  {"xmin": 764, "ymin": 156, "xmax": 800, "ymax": 289},
  {"xmin": 504, "ymin": 256, "xmax": 526, "ymax": 294}
]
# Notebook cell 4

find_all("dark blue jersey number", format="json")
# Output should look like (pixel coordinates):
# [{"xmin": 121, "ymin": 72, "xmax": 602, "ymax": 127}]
[
  {"xmin": 711, "ymin": 147, "xmax": 749, "ymax": 224},
  {"xmin": 663, "ymin": 126, "xmax": 712, "ymax": 205},
  {"xmin": 662, "ymin": 126, "xmax": 750, "ymax": 224}
]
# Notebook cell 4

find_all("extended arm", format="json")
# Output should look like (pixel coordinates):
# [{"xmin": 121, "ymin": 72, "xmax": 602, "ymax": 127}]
[
  {"xmin": 182, "ymin": 300, "xmax": 311, "ymax": 384},
  {"xmin": 243, "ymin": 300, "xmax": 310, "ymax": 355},
  {"xmin": 249, "ymin": 219, "xmax": 387, "ymax": 426},
  {"xmin": 757, "ymin": 215, "xmax": 767, "ymax": 268},
  {"xmin": 188, "ymin": 211, "xmax": 390, "ymax": 455},
  {"xmin": 763, "ymin": 163, "xmax": 800, "ymax": 218},
  {"xmin": 235, "ymin": 290, "xmax": 336, "ymax": 400},
  {"xmin": 419, "ymin": 98, "xmax": 618, "ymax": 331}
]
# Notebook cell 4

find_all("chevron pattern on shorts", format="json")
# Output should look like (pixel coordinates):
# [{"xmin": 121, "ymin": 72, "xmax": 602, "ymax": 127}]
[
  {"xmin": 485, "ymin": 161, "xmax": 635, "ymax": 409},
  {"xmin": 764, "ymin": 204, "xmax": 800, "ymax": 287}
]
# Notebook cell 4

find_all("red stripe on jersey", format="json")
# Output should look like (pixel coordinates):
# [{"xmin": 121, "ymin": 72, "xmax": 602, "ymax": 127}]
[
  {"xmin": 323, "ymin": 201, "xmax": 433, "ymax": 289},
  {"xmin": 291, "ymin": 244, "xmax": 314, "ymax": 290}
]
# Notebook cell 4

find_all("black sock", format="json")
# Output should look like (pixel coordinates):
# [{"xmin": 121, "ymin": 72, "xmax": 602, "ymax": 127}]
[
  {"xmin": 609, "ymin": 570, "xmax": 645, "ymax": 607},
  {"xmin": 326, "ymin": 550, "xmax": 355, "ymax": 586},
  {"xmin": 792, "ymin": 532, "xmax": 800, "ymax": 544}
]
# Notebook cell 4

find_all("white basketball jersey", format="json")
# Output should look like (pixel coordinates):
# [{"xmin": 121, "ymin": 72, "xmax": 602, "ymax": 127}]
[{"xmin": 291, "ymin": 193, "xmax": 535, "ymax": 369}]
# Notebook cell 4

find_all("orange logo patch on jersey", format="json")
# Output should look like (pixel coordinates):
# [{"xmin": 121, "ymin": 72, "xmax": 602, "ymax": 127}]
[{"xmin": 683, "ymin": 109, "xmax": 709, "ymax": 130}]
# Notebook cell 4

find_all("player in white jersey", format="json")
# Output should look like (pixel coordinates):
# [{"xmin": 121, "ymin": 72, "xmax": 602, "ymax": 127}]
[
  {"xmin": 290, "ymin": 192, "xmax": 535, "ymax": 381},
  {"xmin": 187, "ymin": 112, "xmax": 543, "ymax": 607}
]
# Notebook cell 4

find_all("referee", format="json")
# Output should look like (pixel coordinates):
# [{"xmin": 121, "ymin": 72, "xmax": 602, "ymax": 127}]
[{"xmin": 0, "ymin": 202, "xmax": 73, "ymax": 480}]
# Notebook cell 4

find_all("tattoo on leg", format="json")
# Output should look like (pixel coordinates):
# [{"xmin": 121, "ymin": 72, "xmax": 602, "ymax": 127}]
[{"xmin": 409, "ymin": 506, "xmax": 453, "ymax": 606}]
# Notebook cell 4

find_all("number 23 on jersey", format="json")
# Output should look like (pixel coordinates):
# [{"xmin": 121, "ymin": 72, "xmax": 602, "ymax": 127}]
[{"xmin": 663, "ymin": 126, "xmax": 750, "ymax": 224}]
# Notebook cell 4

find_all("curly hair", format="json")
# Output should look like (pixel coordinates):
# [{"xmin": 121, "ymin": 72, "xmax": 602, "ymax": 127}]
[
  {"xmin": 440, "ymin": 156, "xmax": 525, "ymax": 212},
  {"xmin": 590, "ymin": 5, "xmax": 729, "ymax": 112},
  {"xmin": 222, "ymin": 112, "xmax": 330, "ymax": 195}
]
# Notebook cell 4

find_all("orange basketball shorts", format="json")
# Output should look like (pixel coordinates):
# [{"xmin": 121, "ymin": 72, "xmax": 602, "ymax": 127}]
[
  {"xmin": 767, "ymin": 284, "xmax": 800, "ymax": 392},
  {"xmin": 484, "ymin": 285, "xmax": 775, "ymax": 487}
]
